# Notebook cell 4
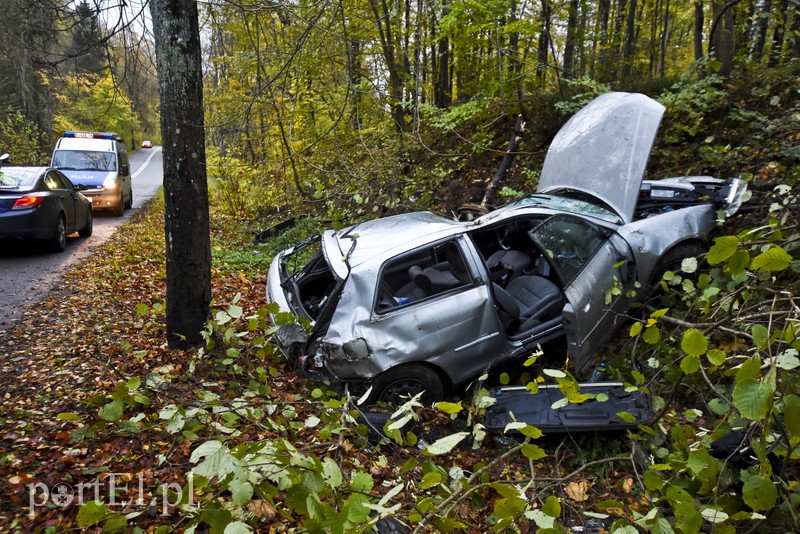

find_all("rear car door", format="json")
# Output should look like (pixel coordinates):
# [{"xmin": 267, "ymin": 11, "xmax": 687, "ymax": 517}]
[
  {"xmin": 530, "ymin": 214, "xmax": 636, "ymax": 375},
  {"xmin": 366, "ymin": 237, "xmax": 504, "ymax": 386}
]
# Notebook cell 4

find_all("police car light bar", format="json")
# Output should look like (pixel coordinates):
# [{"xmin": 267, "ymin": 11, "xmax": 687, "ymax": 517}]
[{"xmin": 64, "ymin": 131, "xmax": 120, "ymax": 140}]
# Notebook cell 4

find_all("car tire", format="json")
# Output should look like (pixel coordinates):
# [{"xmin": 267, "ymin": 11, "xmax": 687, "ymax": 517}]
[
  {"xmin": 79, "ymin": 209, "xmax": 93, "ymax": 237},
  {"xmin": 647, "ymin": 242, "xmax": 705, "ymax": 295},
  {"xmin": 125, "ymin": 189, "xmax": 133, "ymax": 209},
  {"xmin": 373, "ymin": 364, "xmax": 444, "ymax": 405},
  {"xmin": 114, "ymin": 193, "xmax": 124, "ymax": 216},
  {"xmin": 50, "ymin": 214, "xmax": 67, "ymax": 252}
]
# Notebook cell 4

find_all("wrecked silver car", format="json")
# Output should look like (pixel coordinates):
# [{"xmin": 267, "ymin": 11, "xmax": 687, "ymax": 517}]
[{"xmin": 266, "ymin": 92, "xmax": 747, "ymax": 404}]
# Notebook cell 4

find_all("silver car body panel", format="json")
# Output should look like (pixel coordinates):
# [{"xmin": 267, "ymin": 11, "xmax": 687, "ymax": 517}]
[{"xmin": 537, "ymin": 92, "xmax": 665, "ymax": 224}]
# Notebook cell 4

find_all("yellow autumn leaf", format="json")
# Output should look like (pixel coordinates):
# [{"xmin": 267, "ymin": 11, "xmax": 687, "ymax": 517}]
[{"xmin": 565, "ymin": 480, "xmax": 592, "ymax": 502}]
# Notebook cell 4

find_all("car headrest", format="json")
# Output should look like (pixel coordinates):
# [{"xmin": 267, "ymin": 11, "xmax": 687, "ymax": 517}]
[{"xmin": 408, "ymin": 265, "xmax": 431, "ymax": 291}]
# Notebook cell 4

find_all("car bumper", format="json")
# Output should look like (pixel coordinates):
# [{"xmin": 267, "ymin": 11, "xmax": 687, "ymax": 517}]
[
  {"xmin": 84, "ymin": 191, "xmax": 121, "ymax": 211},
  {"xmin": 0, "ymin": 210, "xmax": 54, "ymax": 241}
]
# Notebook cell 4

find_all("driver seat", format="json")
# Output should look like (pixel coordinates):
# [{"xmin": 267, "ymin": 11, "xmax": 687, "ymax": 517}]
[
  {"xmin": 492, "ymin": 275, "xmax": 563, "ymax": 335},
  {"xmin": 486, "ymin": 249, "xmax": 531, "ymax": 283}
]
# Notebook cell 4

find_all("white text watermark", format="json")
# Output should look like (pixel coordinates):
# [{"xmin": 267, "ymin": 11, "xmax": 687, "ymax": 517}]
[{"xmin": 27, "ymin": 472, "xmax": 194, "ymax": 518}]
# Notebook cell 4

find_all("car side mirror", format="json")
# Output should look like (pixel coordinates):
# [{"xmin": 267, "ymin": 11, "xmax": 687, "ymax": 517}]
[
  {"xmin": 121, "ymin": 164, "xmax": 129, "ymax": 176},
  {"xmin": 76, "ymin": 183, "xmax": 89, "ymax": 191}
]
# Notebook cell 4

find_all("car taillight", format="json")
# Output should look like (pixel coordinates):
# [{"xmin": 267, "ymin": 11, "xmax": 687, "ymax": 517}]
[{"xmin": 11, "ymin": 195, "xmax": 44, "ymax": 210}]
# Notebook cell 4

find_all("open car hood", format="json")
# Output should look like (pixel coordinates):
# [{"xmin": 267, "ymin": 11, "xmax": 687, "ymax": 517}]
[{"xmin": 537, "ymin": 92, "xmax": 665, "ymax": 224}]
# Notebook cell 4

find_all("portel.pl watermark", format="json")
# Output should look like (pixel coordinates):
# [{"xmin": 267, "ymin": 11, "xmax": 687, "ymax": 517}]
[{"xmin": 27, "ymin": 472, "xmax": 195, "ymax": 518}]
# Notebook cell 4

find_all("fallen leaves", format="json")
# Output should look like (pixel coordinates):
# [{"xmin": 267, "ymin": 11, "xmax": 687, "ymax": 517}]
[{"xmin": 565, "ymin": 480, "xmax": 593, "ymax": 502}]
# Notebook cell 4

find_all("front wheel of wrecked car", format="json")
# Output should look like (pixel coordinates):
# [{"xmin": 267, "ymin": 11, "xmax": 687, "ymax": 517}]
[
  {"xmin": 644, "ymin": 242, "xmax": 706, "ymax": 304},
  {"xmin": 373, "ymin": 364, "xmax": 444, "ymax": 406}
]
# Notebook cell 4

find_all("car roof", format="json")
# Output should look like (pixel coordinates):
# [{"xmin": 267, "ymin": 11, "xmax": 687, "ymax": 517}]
[{"xmin": 331, "ymin": 211, "xmax": 463, "ymax": 270}]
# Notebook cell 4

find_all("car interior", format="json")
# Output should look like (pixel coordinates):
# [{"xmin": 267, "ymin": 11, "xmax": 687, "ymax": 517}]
[
  {"xmin": 375, "ymin": 218, "xmax": 566, "ymax": 341},
  {"xmin": 470, "ymin": 219, "xmax": 565, "ymax": 339},
  {"xmin": 376, "ymin": 240, "xmax": 471, "ymax": 313}
]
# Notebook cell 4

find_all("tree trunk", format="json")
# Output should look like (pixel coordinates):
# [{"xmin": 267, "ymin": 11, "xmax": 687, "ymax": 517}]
[
  {"xmin": 748, "ymin": 0, "xmax": 771, "ymax": 60},
  {"xmin": 659, "ymin": 0, "xmax": 671, "ymax": 77},
  {"xmin": 792, "ymin": 3, "xmax": 800, "ymax": 59},
  {"xmin": 694, "ymin": 0, "xmax": 704, "ymax": 60},
  {"xmin": 536, "ymin": 0, "xmax": 551, "ymax": 81},
  {"xmin": 563, "ymin": 0, "xmax": 580, "ymax": 79},
  {"xmin": 150, "ymin": 0, "xmax": 211, "ymax": 348},
  {"xmin": 595, "ymin": 0, "xmax": 612, "ymax": 80},
  {"xmin": 509, "ymin": 0, "xmax": 528, "ymax": 120},
  {"xmin": 622, "ymin": 0, "xmax": 638, "ymax": 80},
  {"xmin": 710, "ymin": 0, "xmax": 737, "ymax": 76},
  {"xmin": 369, "ymin": 0, "xmax": 409, "ymax": 132},
  {"xmin": 768, "ymin": 0, "xmax": 787, "ymax": 66}
]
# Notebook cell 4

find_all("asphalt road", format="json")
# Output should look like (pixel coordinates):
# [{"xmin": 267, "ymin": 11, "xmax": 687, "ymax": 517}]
[{"xmin": 0, "ymin": 147, "xmax": 164, "ymax": 330}]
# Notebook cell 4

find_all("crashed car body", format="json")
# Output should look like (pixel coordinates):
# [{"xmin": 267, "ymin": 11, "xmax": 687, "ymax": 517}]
[{"xmin": 267, "ymin": 92, "xmax": 747, "ymax": 404}]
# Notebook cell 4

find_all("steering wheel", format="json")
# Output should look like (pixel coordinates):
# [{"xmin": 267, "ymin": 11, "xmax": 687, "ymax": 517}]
[{"xmin": 497, "ymin": 225, "xmax": 514, "ymax": 250}]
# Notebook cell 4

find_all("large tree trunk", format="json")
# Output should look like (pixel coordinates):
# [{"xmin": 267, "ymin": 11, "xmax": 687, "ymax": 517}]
[{"xmin": 150, "ymin": 0, "xmax": 211, "ymax": 348}]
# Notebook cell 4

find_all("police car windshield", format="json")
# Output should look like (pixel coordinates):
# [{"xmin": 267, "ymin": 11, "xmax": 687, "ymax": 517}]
[{"xmin": 52, "ymin": 150, "xmax": 117, "ymax": 171}]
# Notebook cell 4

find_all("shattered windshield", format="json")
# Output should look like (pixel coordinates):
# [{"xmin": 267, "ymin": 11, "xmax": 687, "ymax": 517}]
[
  {"xmin": 0, "ymin": 168, "xmax": 40, "ymax": 190},
  {"xmin": 508, "ymin": 194, "xmax": 621, "ymax": 224},
  {"xmin": 52, "ymin": 150, "xmax": 117, "ymax": 171}
]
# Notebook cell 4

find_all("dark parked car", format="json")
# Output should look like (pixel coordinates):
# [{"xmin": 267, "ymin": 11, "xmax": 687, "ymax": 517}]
[
  {"xmin": 0, "ymin": 163, "xmax": 93, "ymax": 252},
  {"xmin": 266, "ymin": 92, "xmax": 748, "ymax": 404}
]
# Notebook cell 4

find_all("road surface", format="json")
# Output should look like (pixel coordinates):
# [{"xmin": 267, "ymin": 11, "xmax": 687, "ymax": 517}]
[{"xmin": 0, "ymin": 148, "xmax": 164, "ymax": 329}]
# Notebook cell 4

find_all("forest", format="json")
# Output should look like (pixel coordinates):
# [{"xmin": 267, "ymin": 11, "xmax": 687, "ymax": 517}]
[{"xmin": 1, "ymin": 0, "xmax": 799, "ymax": 532}]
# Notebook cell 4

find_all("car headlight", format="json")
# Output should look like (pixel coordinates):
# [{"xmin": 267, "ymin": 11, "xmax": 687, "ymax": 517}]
[{"xmin": 102, "ymin": 176, "xmax": 119, "ymax": 190}]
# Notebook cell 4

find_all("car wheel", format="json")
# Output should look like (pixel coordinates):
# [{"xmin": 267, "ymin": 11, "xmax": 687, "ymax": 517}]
[
  {"xmin": 79, "ymin": 209, "xmax": 93, "ymax": 237},
  {"xmin": 125, "ymin": 189, "xmax": 133, "ymax": 209},
  {"xmin": 114, "ymin": 193, "xmax": 124, "ymax": 216},
  {"xmin": 50, "ymin": 214, "xmax": 67, "ymax": 252},
  {"xmin": 648, "ymin": 242, "xmax": 705, "ymax": 295},
  {"xmin": 373, "ymin": 364, "xmax": 444, "ymax": 405}
]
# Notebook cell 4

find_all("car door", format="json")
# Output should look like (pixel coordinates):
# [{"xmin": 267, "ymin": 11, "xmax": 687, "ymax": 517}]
[
  {"xmin": 367, "ymin": 237, "xmax": 505, "ymax": 386},
  {"xmin": 530, "ymin": 214, "xmax": 636, "ymax": 375},
  {"xmin": 116, "ymin": 142, "xmax": 132, "ymax": 200},
  {"xmin": 44, "ymin": 171, "xmax": 77, "ymax": 231}
]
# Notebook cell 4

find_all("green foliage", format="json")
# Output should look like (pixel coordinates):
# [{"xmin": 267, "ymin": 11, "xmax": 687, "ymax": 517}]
[
  {"xmin": 0, "ymin": 110, "xmax": 45, "ymax": 164},
  {"xmin": 657, "ymin": 58, "xmax": 726, "ymax": 144},
  {"xmin": 553, "ymin": 77, "xmax": 614, "ymax": 116},
  {"xmin": 53, "ymin": 73, "xmax": 139, "ymax": 140},
  {"xmin": 619, "ymin": 178, "xmax": 800, "ymax": 531}
]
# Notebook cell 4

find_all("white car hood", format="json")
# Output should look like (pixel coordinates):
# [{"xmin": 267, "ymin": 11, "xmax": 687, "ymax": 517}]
[{"xmin": 537, "ymin": 92, "xmax": 665, "ymax": 224}]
